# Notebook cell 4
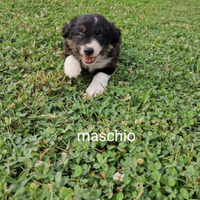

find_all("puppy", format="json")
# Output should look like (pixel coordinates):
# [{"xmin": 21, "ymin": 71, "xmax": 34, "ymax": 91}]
[{"xmin": 63, "ymin": 14, "xmax": 121, "ymax": 97}]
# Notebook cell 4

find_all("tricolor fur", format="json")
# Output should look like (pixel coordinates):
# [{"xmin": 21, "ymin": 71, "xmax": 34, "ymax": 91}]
[{"xmin": 63, "ymin": 14, "xmax": 121, "ymax": 97}]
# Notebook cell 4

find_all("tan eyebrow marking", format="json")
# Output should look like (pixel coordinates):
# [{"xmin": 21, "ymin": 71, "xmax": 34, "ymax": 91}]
[{"xmin": 80, "ymin": 25, "xmax": 86, "ymax": 33}]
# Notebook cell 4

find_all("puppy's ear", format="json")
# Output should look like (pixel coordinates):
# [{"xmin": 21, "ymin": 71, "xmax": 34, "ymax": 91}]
[
  {"xmin": 63, "ymin": 23, "xmax": 70, "ymax": 38},
  {"xmin": 109, "ymin": 22, "xmax": 121, "ymax": 46},
  {"xmin": 63, "ymin": 17, "xmax": 78, "ymax": 38}
]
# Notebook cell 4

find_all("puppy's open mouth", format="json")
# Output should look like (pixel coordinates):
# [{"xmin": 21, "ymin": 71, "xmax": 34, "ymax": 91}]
[{"xmin": 82, "ymin": 56, "xmax": 96, "ymax": 64}]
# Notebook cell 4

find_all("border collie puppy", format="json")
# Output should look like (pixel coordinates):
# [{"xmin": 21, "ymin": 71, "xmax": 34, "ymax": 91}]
[{"xmin": 63, "ymin": 14, "xmax": 121, "ymax": 97}]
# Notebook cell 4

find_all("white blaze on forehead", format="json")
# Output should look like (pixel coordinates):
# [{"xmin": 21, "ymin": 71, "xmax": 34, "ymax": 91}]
[
  {"xmin": 79, "ymin": 39, "xmax": 102, "ymax": 58},
  {"xmin": 94, "ymin": 16, "xmax": 98, "ymax": 24}
]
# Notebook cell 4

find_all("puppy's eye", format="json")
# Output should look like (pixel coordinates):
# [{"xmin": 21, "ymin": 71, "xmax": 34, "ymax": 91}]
[
  {"xmin": 79, "ymin": 32, "xmax": 84, "ymax": 37},
  {"xmin": 98, "ymin": 34, "xmax": 103, "ymax": 38}
]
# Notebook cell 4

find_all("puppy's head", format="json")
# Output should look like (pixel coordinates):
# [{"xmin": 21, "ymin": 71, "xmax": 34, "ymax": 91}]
[{"xmin": 63, "ymin": 14, "xmax": 121, "ymax": 65}]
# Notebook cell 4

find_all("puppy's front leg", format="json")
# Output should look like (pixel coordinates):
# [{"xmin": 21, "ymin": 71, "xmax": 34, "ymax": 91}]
[
  {"xmin": 64, "ymin": 55, "xmax": 82, "ymax": 78},
  {"xmin": 86, "ymin": 72, "xmax": 111, "ymax": 97}
]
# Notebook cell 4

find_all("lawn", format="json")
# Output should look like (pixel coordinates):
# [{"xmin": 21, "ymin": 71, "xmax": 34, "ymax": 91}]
[{"xmin": 0, "ymin": 0, "xmax": 200, "ymax": 199}]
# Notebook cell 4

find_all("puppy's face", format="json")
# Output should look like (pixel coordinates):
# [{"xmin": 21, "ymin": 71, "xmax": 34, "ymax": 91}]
[{"xmin": 63, "ymin": 14, "xmax": 121, "ymax": 65}]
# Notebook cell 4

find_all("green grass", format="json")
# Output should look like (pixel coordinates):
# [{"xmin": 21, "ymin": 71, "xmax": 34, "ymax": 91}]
[{"xmin": 0, "ymin": 0, "xmax": 200, "ymax": 199}]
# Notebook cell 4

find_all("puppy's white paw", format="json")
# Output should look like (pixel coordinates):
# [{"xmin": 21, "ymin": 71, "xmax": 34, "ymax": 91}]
[
  {"xmin": 86, "ymin": 83, "xmax": 105, "ymax": 97},
  {"xmin": 86, "ymin": 72, "xmax": 111, "ymax": 97},
  {"xmin": 64, "ymin": 55, "xmax": 82, "ymax": 78}
]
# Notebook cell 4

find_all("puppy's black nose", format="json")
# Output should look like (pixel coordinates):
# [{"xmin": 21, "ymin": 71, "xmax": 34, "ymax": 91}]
[{"xmin": 84, "ymin": 47, "xmax": 94, "ymax": 56}]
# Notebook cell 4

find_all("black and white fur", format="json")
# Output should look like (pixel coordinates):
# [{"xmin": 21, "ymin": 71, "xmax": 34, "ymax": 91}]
[{"xmin": 63, "ymin": 14, "xmax": 121, "ymax": 97}]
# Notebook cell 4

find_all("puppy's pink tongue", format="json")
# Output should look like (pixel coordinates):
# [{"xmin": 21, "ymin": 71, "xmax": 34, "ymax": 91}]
[{"xmin": 83, "ymin": 56, "xmax": 95, "ymax": 63}]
